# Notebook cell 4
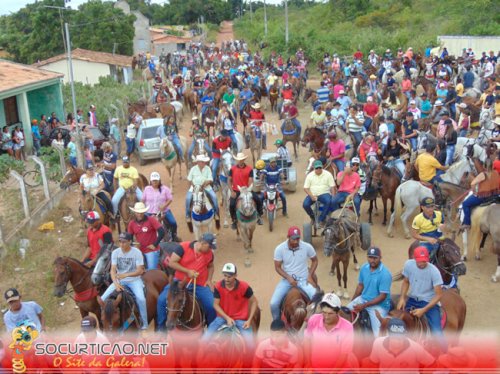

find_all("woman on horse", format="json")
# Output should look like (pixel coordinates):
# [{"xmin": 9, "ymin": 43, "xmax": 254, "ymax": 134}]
[
  {"xmin": 187, "ymin": 116, "xmax": 211, "ymax": 162},
  {"xmin": 383, "ymin": 135, "xmax": 406, "ymax": 178},
  {"xmin": 142, "ymin": 172, "xmax": 181, "ymax": 242},
  {"xmin": 325, "ymin": 131, "xmax": 346, "ymax": 172},
  {"xmin": 79, "ymin": 165, "xmax": 113, "ymax": 215},
  {"xmin": 157, "ymin": 116, "xmax": 184, "ymax": 162}
]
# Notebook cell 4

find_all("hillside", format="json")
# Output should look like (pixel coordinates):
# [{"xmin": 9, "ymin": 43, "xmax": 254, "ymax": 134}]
[{"xmin": 234, "ymin": 0, "xmax": 500, "ymax": 62}]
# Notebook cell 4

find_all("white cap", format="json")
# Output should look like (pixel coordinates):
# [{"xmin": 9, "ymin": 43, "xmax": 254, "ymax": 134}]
[
  {"xmin": 458, "ymin": 103, "xmax": 467, "ymax": 109},
  {"xmin": 435, "ymin": 100, "xmax": 443, "ymax": 106},
  {"xmin": 321, "ymin": 293, "xmax": 341, "ymax": 309},
  {"xmin": 222, "ymin": 263, "xmax": 237, "ymax": 274},
  {"xmin": 150, "ymin": 172, "xmax": 161, "ymax": 181},
  {"xmin": 409, "ymin": 100, "xmax": 416, "ymax": 104},
  {"xmin": 195, "ymin": 154, "xmax": 210, "ymax": 163},
  {"xmin": 339, "ymin": 90, "xmax": 345, "ymax": 95},
  {"xmin": 351, "ymin": 157, "xmax": 361, "ymax": 164}
]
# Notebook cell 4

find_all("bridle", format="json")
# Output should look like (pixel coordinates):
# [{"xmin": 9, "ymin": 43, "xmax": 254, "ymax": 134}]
[
  {"xmin": 433, "ymin": 243, "xmax": 464, "ymax": 277},
  {"xmin": 54, "ymin": 259, "xmax": 91, "ymax": 299},
  {"xmin": 166, "ymin": 280, "xmax": 203, "ymax": 330}
]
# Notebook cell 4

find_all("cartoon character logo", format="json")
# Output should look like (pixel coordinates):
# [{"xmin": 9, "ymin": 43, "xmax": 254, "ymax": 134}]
[{"xmin": 9, "ymin": 320, "xmax": 39, "ymax": 374}]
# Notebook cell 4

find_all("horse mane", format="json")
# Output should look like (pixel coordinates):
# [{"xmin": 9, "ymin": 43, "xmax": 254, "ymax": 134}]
[
  {"xmin": 381, "ymin": 165, "xmax": 393, "ymax": 176},
  {"xmin": 103, "ymin": 291, "xmax": 120, "ymax": 326},
  {"xmin": 54, "ymin": 256, "xmax": 88, "ymax": 268},
  {"xmin": 445, "ymin": 158, "xmax": 467, "ymax": 174}
]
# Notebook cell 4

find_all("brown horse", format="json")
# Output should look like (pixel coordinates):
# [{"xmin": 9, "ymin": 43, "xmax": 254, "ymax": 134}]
[
  {"xmin": 117, "ymin": 187, "xmax": 138, "ymax": 233},
  {"xmin": 184, "ymin": 88, "xmax": 199, "ymax": 114},
  {"xmin": 97, "ymin": 269, "xmax": 168, "ymax": 334},
  {"xmin": 60, "ymin": 165, "xmax": 85, "ymax": 189},
  {"xmin": 281, "ymin": 287, "xmax": 311, "ymax": 331},
  {"xmin": 127, "ymin": 100, "xmax": 176, "ymax": 121},
  {"xmin": 269, "ymin": 83, "xmax": 279, "ymax": 113},
  {"xmin": 79, "ymin": 191, "xmax": 112, "ymax": 227},
  {"xmin": 370, "ymin": 164, "xmax": 402, "ymax": 225},
  {"xmin": 214, "ymin": 84, "xmax": 228, "ymax": 108},
  {"xmin": 53, "ymin": 257, "xmax": 102, "ymax": 327},
  {"xmin": 202, "ymin": 106, "xmax": 218, "ymax": 142},
  {"xmin": 281, "ymin": 118, "xmax": 300, "ymax": 160},
  {"xmin": 302, "ymin": 87, "xmax": 318, "ymax": 108},
  {"xmin": 166, "ymin": 278, "xmax": 205, "ymax": 331},
  {"xmin": 301, "ymin": 127, "xmax": 326, "ymax": 154}
]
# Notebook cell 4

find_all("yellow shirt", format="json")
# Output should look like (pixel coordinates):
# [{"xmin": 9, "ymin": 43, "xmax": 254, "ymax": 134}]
[
  {"xmin": 415, "ymin": 152, "xmax": 442, "ymax": 182},
  {"xmin": 455, "ymin": 83, "xmax": 464, "ymax": 97},
  {"xmin": 114, "ymin": 165, "xmax": 139, "ymax": 189},
  {"xmin": 310, "ymin": 111, "xmax": 327, "ymax": 126},
  {"xmin": 304, "ymin": 170, "xmax": 335, "ymax": 196},
  {"xmin": 495, "ymin": 101, "xmax": 500, "ymax": 117},
  {"xmin": 412, "ymin": 211, "xmax": 444, "ymax": 239}
]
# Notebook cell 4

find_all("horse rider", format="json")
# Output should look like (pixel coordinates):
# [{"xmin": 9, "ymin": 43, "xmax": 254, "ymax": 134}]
[
  {"xmin": 325, "ymin": 131, "xmax": 346, "ymax": 172},
  {"xmin": 460, "ymin": 159, "xmax": 500, "ymax": 231},
  {"xmin": 82, "ymin": 211, "xmax": 113, "ymax": 267},
  {"xmin": 310, "ymin": 105, "xmax": 327, "ymax": 134},
  {"xmin": 270, "ymin": 226, "xmax": 319, "ymax": 321},
  {"xmin": 142, "ymin": 172, "xmax": 181, "ymax": 243},
  {"xmin": 127, "ymin": 202, "xmax": 165, "ymax": 271},
  {"xmin": 185, "ymin": 154, "xmax": 220, "ymax": 222},
  {"xmin": 397, "ymin": 246, "xmax": 445, "ymax": 340},
  {"xmin": 278, "ymin": 83, "xmax": 294, "ymax": 112},
  {"xmin": 346, "ymin": 247, "xmax": 392, "ymax": 337},
  {"xmin": 303, "ymin": 160, "xmax": 336, "ymax": 228},
  {"xmin": 172, "ymin": 73, "xmax": 184, "ymax": 98},
  {"xmin": 98, "ymin": 142, "xmax": 117, "ymax": 194},
  {"xmin": 330, "ymin": 159, "xmax": 362, "ymax": 217},
  {"xmin": 358, "ymin": 133, "xmax": 381, "ymax": 167},
  {"xmin": 249, "ymin": 102, "xmax": 267, "ymax": 149},
  {"xmin": 193, "ymin": 74, "xmax": 204, "ymax": 98},
  {"xmin": 203, "ymin": 263, "xmax": 259, "ymax": 346},
  {"xmin": 98, "ymin": 232, "xmax": 149, "ymax": 333},
  {"xmin": 261, "ymin": 157, "xmax": 288, "ymax": 217},
  {"xmin": 346, "ymin": 104, "xmax": 364, "ymax": 152},
  {"xmin": 414, "ymin": 144, "xmax": 448, "ymax": 186},
  {"xmin": 152, "ymin": 75, "xmax": 166, "ymax": 104},
  {"xmin": 411, "ymin": 197, "xmax": 446, "ymax": 258},
  {"xmin": 212, "ymin": 129, "xmax": 233, "ymax": 187},
  {"xmin": 188, "ymin": 116, "xmax": 211, "ymax": 162},
  {"xmin": 79, "ymin": 163, "xmax": 113, "ymax": 213},
  {"xmin": 156, "ymin": 233, "xmax": 217, "ymax": 332},
  {"xmin": 280, "ymin": 99, "xmax": 302, "ymax": 137},
  {"xmin": 239, "ymin": 84, "xmax": 255, "ymax": 119},
  {"xmin": 148, "ymin": 59, "xmax": 156, "ymax": 77},
  {"xmin": 275, "ymin": 139, "xmax": 292, "ymax": 167},
  {"xmin": 330, "ymin": 101, "xmax": 347, "ymax": 128},
  {"xmin": 229, "ymin": 152, "xmax": 264, "ymax": 229},
  {"xmin": 383, "ymin": 135, "xmax": 407, "ymax": 178},
  {"xmin": 111, "ymin": 156, "xmax": 143, "ymax": 218},
  {"xmin": 157, "ymin": 115, "xmax": 185, "ymax": 162},
  {"xmin": 200, "ymin": 91, "xmax": 217, "ymax": 124}
]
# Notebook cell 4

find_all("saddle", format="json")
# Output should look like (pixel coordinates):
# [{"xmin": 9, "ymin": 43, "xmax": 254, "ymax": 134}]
[
  {"xmin": 479, "ymin": 195, "xmax": 500, "ymax": 207},
  {"xmin": 340, "ymin": 307, "xmax": 372, "ymax": 334}
]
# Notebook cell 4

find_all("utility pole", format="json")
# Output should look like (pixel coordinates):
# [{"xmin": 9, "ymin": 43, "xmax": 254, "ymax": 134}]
[
  {"xmin": 264, "ymin": 0, "xmax": 268, "ymax": 36},
  {"xmin": 285, "ymin": 0, "xmax": 289, "ymax": 45},
  {"xmin": 249, "ymin": 0, "xmax": 252, "ymax": 22}
]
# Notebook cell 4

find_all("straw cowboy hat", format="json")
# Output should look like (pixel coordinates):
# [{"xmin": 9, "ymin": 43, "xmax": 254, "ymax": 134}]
[
  {"xmin": 129, "ymin": 202, "xmax": 149, "ymax": 214},
  {"xmin": 233, "ymin": 152, "xmax": 248, "ymax": 161},
  {"xmin": 195, "ymin": 154, "xmax": 210, "ymax": 163},
  {"xmin": 251, "ymin": 103, "xmax": 261, "ymax": 109}
]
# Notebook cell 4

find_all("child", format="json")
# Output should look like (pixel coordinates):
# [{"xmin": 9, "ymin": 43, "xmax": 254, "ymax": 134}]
[
  {"xmin": 68, "ymin": 136, "xmax": 78, "ymax": 167},
  {"xmin": 83, "ymin": 144, "xmax": 93, "ymax": 168}
]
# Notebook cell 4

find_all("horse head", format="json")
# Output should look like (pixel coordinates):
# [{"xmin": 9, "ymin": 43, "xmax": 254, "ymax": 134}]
[
  {"xmin": 301, "ymin": 127, "xmax": 312, "ymax": 147},
  {"xmin": 303, "ymin": 88, "xmax": 313, "ymax": 102},
  {"xmin": 98, "ymin": 291, "xmax": 123, "ymax": 332},
  {"xmin": 92, "ymin": 244, "xmax": 113, "ymax": 286},
  {"xmin": 323, "ymin": 221, "xmax": 343, "ymax": 257},
  {"xmin": 221, "ymin": 150, "xmax": 234, "ymax": 174},
  {"xmin": 237, "ymin": 186, "xmax": 256, "ymax": 217},
  {"xmin": 192, "ymin": 185, "xmax": 208, "ymax": 214},
  {"xmin": 166, "ymin": 279, "xmax": 188, "ymax": 331},
  {"xmin": 60, "ymin": 166, "xmax": 83, "ymax": 189},
  {"xmin": 53, "ymin": 257, "xmax": 71, "ymax": 297},
  {"xmin": 436, "ymin": 240, "xmax": 467, "ymax": 278}
]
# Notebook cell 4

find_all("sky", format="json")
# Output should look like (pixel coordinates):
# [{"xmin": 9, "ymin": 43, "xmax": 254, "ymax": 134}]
[{"xmin": 0, "ymin": 0, "xmax": 287, "ymax": 16}]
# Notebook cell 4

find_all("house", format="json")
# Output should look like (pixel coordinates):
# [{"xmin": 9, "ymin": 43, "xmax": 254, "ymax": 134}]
[
  {"xmin": 33, "ymin": 48, "xmax": 133, "ymax": 85},
  {"xmin": 151, "ymin": 34, "xmax": 192, "ymax": 55},
  {"xmin": 114, "ymin": 0, "xmax": 151, "ymax": 55},
  {"xmin": 0, "ymin": 59, "xmax": 64, "ymax": 153}
]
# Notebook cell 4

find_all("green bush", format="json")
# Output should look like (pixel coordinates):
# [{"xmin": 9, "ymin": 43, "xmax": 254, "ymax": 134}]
[
  {"xmin": 38, "ymin": 147, "xmax": 68, "ymax": 182},
  {"xmin": 0, "ymin": 154, "xmax": 25, "ymax": 183}
]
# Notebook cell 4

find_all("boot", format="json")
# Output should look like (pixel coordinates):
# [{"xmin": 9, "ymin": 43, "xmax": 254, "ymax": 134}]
[
  {"xmin": 172, "ymin": 233, "xmax": 182, "ymax": 242},
  {"xmin": 245, "ymin": 134, "xmax": 250, "ymax": 149}
]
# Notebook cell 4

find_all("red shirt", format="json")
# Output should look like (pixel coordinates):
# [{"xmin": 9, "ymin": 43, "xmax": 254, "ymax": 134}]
[
  {"xmin": 230, "ymin": 164, "xmax": 253, "ymax": 192},
  {"xmin": 353, "ymin": 51, "xmax": 363, "ymax": 60},
  {"xmin": 363, "ymin": 102, "xmax": 379, "ymax": 117},
  {"xmin": 127, "ymin": 216, "xmax": 162, "ymax": 254},
  {"xmin": 282, "ymin": 105, "xmax": 298, "ymax": 118},
  {"xmin": 214, "ymin": 279, "xmax": 253, "ymax": 320},
  {"xmin": 87, "ymin": 224, "xmax": 112, "ymax": 260},
  {"xmin": 174, "ymin": 241, "xmax": 213, "ymax": 286},
  {"xmin": 212, "ymin": 136, "xmax": 232, "ymax": 158},
  {"xmin": 249, "ymin": 110, "xmax": 265, "ymax": 125},
  {"xmin": 282, "ymin": 89, "xmax": 294, "ymax": 100},
  {"xmin": 494, "ymin": 160, "xmax": 500, "ymax": 175}
]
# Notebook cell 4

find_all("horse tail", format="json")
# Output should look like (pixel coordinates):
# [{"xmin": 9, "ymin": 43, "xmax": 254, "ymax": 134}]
[
  {"xmin": 293, "ymin": 300, "xmax": 307, "ymax": 327},
  {"xmin": 392, "ymin": 184, "xmax": 404, "ymax": 228},
  {"xmin": 468, "ymin": 206, "xmax": 487, "ymax": 257}
]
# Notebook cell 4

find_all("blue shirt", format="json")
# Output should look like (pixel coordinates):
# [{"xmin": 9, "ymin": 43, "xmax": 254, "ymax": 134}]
[
  {"xmin": 32, "ymin": 125, "xmax": 41, "ymax": 140},
  {"xmin": 240, "ymin": 90, "xmax": 253, "ymax": 101},
  {"xmin": 358, "ymin": 262, "xmax": 392, "ymax": 310},
  {"xmin": 421, "ymin": 100, "xmax": 432, "ymax": 118},
  {"xmin": 263, "ymin": 165, "xmax": 283, "ymax": 185},
  {"xmin": 68, "ymin": 141, "xmax": 77, "ymax": 158},
  {"xmin": 337, "ymin": 96, "xmax": 352, "ymax": 112},
  {"xmin": 317, "ymin": 87, "xmax": 330, "ymax": 103},
  {"xmin": 403, "ymin": 120, "xmax": 418, "ymax": 136},
  {"xmin": 463, "ymin": 72, "xmax": 474, "ymax": 88}
]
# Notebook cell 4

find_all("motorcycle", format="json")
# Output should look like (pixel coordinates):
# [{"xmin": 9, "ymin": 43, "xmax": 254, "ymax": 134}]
[{"xmin": 263, "ymin": 184, "xmax": 280, "ymax": 232}]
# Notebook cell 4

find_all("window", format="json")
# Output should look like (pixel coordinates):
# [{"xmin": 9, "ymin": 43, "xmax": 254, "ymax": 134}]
[{"xmin": 3, "ymin": 96, "xmax": 19, "ymax": 125}]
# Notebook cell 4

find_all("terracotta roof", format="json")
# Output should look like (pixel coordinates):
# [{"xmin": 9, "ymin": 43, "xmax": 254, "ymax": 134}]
[
  {"xmin": 33, "ymin": 48, "xmax": 132, "ymax": 68},
  {"xmin": 152, "ymin": 35, "xmax": 191, "ymax": 44},
  {"xmin": 0, "ymin": 59, "xmax": 63, "ymax": 94}
]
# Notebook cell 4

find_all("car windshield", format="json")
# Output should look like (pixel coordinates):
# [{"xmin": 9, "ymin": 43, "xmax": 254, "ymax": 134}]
[
  {"xmin": 141, "ymin": 126, "xmax": 161, "ymax": 139},
  {"xmin": 88, "ymin": 127, "xmax": 104, "ymax": 140}
]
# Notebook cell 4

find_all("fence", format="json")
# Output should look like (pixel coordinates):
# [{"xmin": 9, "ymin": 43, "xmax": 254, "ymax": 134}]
[{"xmin": 0, "ymin": 147, "xmax": 68, "ymax": 255}]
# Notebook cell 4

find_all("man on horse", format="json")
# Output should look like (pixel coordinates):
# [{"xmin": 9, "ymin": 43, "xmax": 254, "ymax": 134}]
[
  {"xmin": 397, "ymin": 246, "xmax": 445, "ymax": 339},
  {"xmin": 280, "ymin": 100, "xmax": 302, "ymax": 138},
  {"xmin": 249, "ymin": 103, "xmax": 267, "ymax": 149},
  {"xmin": 185, "ymin": 154, "xmax": 220, "ymax": 222},
  {"xmin": 157, "ymin": 116, "xmax": 185, "ymax": 163},
  {"xmin": 229, "ymin": 153, "xmax": 264, "ymax": 229},
  {"xmin": 212, "ymin": 129, "xmax": 233, "ymax": 187},
  {"xmin": 326, "ymin": 131, "xmax": 346, "ymax": 172},
  {"xmin": 187, "ymin": 116, "xmax": 211, "ymax": 162},
  {"xmin": 415, "ymin": 144, "xmax": 448, "ymax": 189},
  {"xmin": 98, "ymin": 232, "xmax": 149, "ymax": 332},
  {"xmin": 330, "ymin": 160, "xmax": 362, "ymax": 217},
  {"xmin": 303, "ymin": 160, "xmax": 336, "ymax": 228},
  {"xmin": 99, "ymin": 142, "xmax": 117, "ymax": 194},
  {"xmin": 111, "ymin": 156, "xmax": 143, "ymax": 218},
  {"xmin": 310, "ymin": 105, "xmax": 327, "ymax": 134},
  {"xmin": 82, "ymin": 211, "xmax": 113, "ymax": 267},
  {"xmin": 156, "ymin": 233, "xmax": 217, "ymax": 331},
  {"xmin": 346, "ymin": 247, "xmax": 392, "ymax": 337},
  {"xmin": 239, "ymin": 84, "xmax": 255, "ymax": 119},
  {"xmin": 204, "ymin": 263, "xmax": 259, "ymax": 345},
  {"xmin": 274, "ymin": 139, "xmax": 292, "ymax": 167},
  {"xmin": 270, "ymin": 226, "xmax": 319, "ymax": 321},
  {"xmin": 128, "ymin": 202, "xmax": 165, "ymax": 271},
  {"xmin": 261, "ymin": 157, "xmax": 287, "ymax": 217}
]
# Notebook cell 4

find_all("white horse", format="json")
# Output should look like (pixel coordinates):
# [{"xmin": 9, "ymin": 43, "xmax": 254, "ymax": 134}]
[
  {"xmin": 454, "ymin": 137, "xmax": 488, "ymax": 163},
  {"xmin": 171, "ymin": 100, "xmax": 184, "ymax": 119},
  {"xmin": 189, "ymin": 184, "xmax": 215, "ymax": 241},
  {"xmin": 387, "ymin": 158, "xmax": 474, "ymax": 238},
  {"xmin": 236, "ymin": 186, "xmax": 257, "ymax": 253},
  {"xmin": 218, "ymin": 149, "xmax": 234, "ymax": 228},
  {"xmin": 160, "ymin": 135, "xmax": 187, "ymax": 193}
]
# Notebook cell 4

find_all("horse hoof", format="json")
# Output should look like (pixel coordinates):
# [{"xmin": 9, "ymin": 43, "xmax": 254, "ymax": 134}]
[
  {"xmin": 461, "ymin": 255, "xmax": 467, "ymax": 262},
  {"xmin": 236, "ymin": 237, "xmax": 241, "ymax": 242},
  {"xmin": 491, "ymin": 276, "xmax": 498, "ymax": 283},
  {"xmin": 337, "ymin": 290, "xmax": 343, "ymax": 298},
  {"xmin": 475, "ymin": 255, "xmax": 481, "ymax": 261},
  {"xmin": 355, "ymin": 264, "xmax": 360, "ymax": 271},
  {"xmin": 329, "ymin": 271, "xmax": 334, "ymax": 276},
  {"xmin": 369, "ymin": 221, "xmax": 373, "ymax": 225},
  {"xmin": 247, "ymin": 248, "xmax": 254, "ymax": 253},
  {"xmin": 343, "ymin": 292, "xmax": 350, "ymax": 300},
  {"xmin": 223, "ymin": 223, "xmax": 229, "ymax": 228},
  {"xmin": 374, "ymin": 212, "xmax": 379, "ymax": 217},
  {"xmin": 405, "ymin": 234, "xmax": 411, "ymax": 240}
]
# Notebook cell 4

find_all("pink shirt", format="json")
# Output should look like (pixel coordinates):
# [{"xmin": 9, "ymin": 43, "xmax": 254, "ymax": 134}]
[
  {"xmin": 333, "ymin": 84, "xmax": 344, "ymax": 100},
  {"xmin": 437, "ymin": 119, "xmax": 458, "ymax": 138},
  {"xmin": 338, "ymin": 171, "xmax": 361, "ymax": 194},
  {"xmin": 327, "ymin": 139, "xmax": 346, "ymax": 161},
  {"xmin": 305, "ymin": 314, "xmax": 354, "ymax": 369},
  {"xmin": 142, "ymin": 185, "xmax": 173, "ymax": 213}
]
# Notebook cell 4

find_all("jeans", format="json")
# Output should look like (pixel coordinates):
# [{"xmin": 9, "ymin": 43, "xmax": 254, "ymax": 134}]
[
  {"xmin": 303, "ymin": 193, "xmax": 332, "ymax": 223},
  {"xmin": 33, "ymin": 138, "xmax": 41, "ymax": 156},
  {"xmin": 188, "ymin": 139, "xmax": 212, "ymax": 162},
  {"xmin": 347, "ymin": 296, "xmax": 388, "ymax": 337},
  {"xmin": 204, "ymin": 317, "xmax": 255, "ymax": 347},
  {"xmin": 462, "ymin": 194, "xmax": 487, "ymax": 226},
  {"xmin": 230, "ymin": 191, "xmax": 264, "ymax": 223},
  {"xmin": 101, "ymin": 278, "xmax": 148, "ymax": 330},
  {"xmin": 112, "ymin": 187, "xmax": 143, "ymax": 215},
  {"xmin": 363, "ymin": 118, "xmax": 373, "ymax": 132},
  {"xmin": 270, "ymin": 278, "xmax": 317, "ymax": 321},
  {"xmin": 333, "ymin": 159, "xmax": 345, "ymax": 171},
  {"xmin": 350, "ymin": 131, "xmax": 363, "ymax": 153},
  {"xmin": 280, "ymin": 118, "xmax": 302, "ymax": 136},
  {"xmin": 170, "ymin": 134, "xmax": 184, "ymax": 162},
  {"xmin": 113, "ymin": 140, "xmax": 121, "ymax": 156},
  {"xmin": 330, "ymin": 192, "xmax": 361, "ymax": 216},
  {"xmin": 211, "ymin": 157, "xmax": 221, "ymax": 185},
  {"xmin": 459, "ymin": 129, "xmax": 468, "ymax": 137},
  {"xmin": 144, "ymin": 250, "xmax": 160, "ymax": 271},
  {"xmin": 386, "ymin": 159, "xmax": 405, "ymax": 177},
  {"xmin": 185, "ymin": 187, "xmax": 219, "ymax": 217},
  {"xmin": 125, "ymin": 137, "xmax": 135, "ymax": 154},
  {"xmin": 102, "ymin": 172, "xmax": 114, "ymax": 194},
  {"xmin": 156, "ymin": 282, "xmax": 216, "ymax": 331},
  {"xmin": 69, "ymin": 156, "xmax": 77, "ymax": 167},
  {"xmin": 405, "ymin": 298, "xmax": 444, "ymax": 337},
  {"xmin": 409, "ymin": 138, "xmax": 418, "ymax": 151},
  {"xmin": 163, "ymin": 210, "xmax": 178, "ymax": 236},
  {"xmin": 419, "ymin": 240, "xmax": 440, "ymax": 258},
  {"xmin": 445, "ymin": 145, "xmax": 455, "ymax": 166}
]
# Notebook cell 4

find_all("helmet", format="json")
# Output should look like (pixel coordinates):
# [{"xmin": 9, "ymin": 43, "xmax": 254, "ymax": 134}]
[
  {"xmin": 274, "ymin": 139, "xmax": 283, "ymax": 146},
  {"xmin": 255, "ymin": 160, "xmax": 266, "ymax": 170}
]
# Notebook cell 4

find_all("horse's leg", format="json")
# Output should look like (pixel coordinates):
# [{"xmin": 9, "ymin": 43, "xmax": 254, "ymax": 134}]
[
  {"xmin": 400, "ymin": 204, "xmax": 413, "ymax": 239},
  {"xmin": 294, "ymin": 141, "xmax": 298, "ymax": 161},
  {"xmin": 329, "ymin": 258, "xmax": 335, "ymax": 276},
  {"xmin": 382, "ymin": 197, "xmax": 388, "ymax": 226},
  {"xmin": 335, "ymin": 259, "xmax": 343, "ymax": 297},
  {"xmin": 368, "ymin": 200, "xmax": 373, "ymax": 224},
  {"xmin": 462, "ymin": 230, "xmax": 468, "ymax": 261},
  {"xmin": 492, "ymin": 254, "xmax": 500, "ymax": 283},
  {"xmin": 342, "ymin": 256, "xmax": 350, "ymax": 299},
  {"xmin": 476, "ymin": 232, "xmax": 488, "ymax": 261},
  {"xmin": 351, "ymin": 244, "xmax": 359, "ymax": 271}
]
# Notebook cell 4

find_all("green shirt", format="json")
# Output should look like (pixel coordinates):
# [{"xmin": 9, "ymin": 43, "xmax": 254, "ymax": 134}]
[
  {"xmin": 223, "ymin": 93, "xmax": 235, "ymax": 105},
  {"xmin": 187, "ymin": 165, "xmax": 213, "ymax": 188}
]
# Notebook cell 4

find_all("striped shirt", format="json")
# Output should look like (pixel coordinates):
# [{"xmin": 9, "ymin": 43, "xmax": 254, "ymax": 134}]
[
  {"xmin": 346, "ymin": 112, "xmax": 364, "ymax": 133},
  {"xmin": 317, "ymin": 87, "xmax": 330, "ymax": 103}
]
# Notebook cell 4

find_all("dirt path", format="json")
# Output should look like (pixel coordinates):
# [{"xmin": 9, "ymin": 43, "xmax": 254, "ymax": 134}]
[{"xmin": 216, "ymin": 21, "xmax": 234, "ymax": 47}]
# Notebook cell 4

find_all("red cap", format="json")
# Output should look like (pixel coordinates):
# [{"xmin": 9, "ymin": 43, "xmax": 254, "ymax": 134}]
[
  {"xmin": 413, "ymin": 246, "xmax": 430, "ymax": 262},
  {"xmin": 287, "ymin": 226, "xmax": 301, "ymax": 239}
]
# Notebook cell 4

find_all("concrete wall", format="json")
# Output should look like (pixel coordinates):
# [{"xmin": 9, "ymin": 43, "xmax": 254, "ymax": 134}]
[
  {"xmin": 132, "ymin": 11, "xmax": 151, "ymax": 55},
  {"xmin": 437, "ymin": 36, "xmax": 500, "ymax": 57},
  {"xmin": 40, "ymin": 59, "xmax": 111, "ymax": 85}
]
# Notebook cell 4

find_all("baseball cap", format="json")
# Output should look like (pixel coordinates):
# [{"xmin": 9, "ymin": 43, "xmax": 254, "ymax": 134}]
[
  {"xmin": 406, "ymin": 112, "xmax": 414, "ymax": 117},
  {"xmin": 287, "ymin": 226, "xmax": 301, "ymax": 239},
  {"xmin": 220, "ymin": 129, "xmax": 229, "ymax": 136},
  {"xmin": 150, "ymin": 172, "xmax": 161, "ymax": 181},
  {"xmin": 4, "ymin": 288, "xmax": 20, "ymax": 303},
  {"xmin": 222, "ymin": 263, "xmax": 237, "ymax": 274},
  {"xmin": 444, "ymin": 119, "xmax": 453, "ymax": 125},
  {"xmin": 269, "ymin": 157, "xmax": 277, "ymax": 163},
  {"xmin": 122, "ymin": 156, "xmax": 130, "ymax": 163},
  {"xmin": 420, "ymin": 197, "xmax": 435, "ymax": 207},
  {"xmin": 119, "ymin": 232, "xmax": 133, "ymax": 242},
  {"xmin": 86, "ymin": 211, "xmax": 100, "ymax": 223},
  {"xmin": 81, "ymin": 316, "xmax": 97, "ymax": 332},
  {"xmin": 270, "ymin": 319, "xmax": 286, "ymax": 331},
  {"xmin": 321, "ymin": 293, "xmax": 341, "ymax": 309},
  {"xmin": 31, "ymin": 119, "xmax": 38, "ymax": 124},
  {"xmin": 435, "ymin": 100, "xmax": 443, "ymax": 106},
  {"xmin": 339, "ymin": 90, "xmax": 345, "ymax": 95},
  {"xmin": 313, "ymin": 160, "xmax": 323, "ymax": 169},
  {"xmin": 409, "ymin": 100, "xmax": 416, "ymax": 105},
  {"xmin": 351, "ymin": 157, "xmax": 360, "ymax": 164},
  {"xmin": 387, "ymin": 318, "xmax": 407, "ymax": 335},
  {"xmin": 414, "ymin": 246, "xmax": 430, "ymax": 262},
  {"xmin": 367, "ymin": 247, "xmax": 381, "ymax": 257},
  {"xmin": 200, "ymin": 232, "xmax": 217, "ymax": 249}
]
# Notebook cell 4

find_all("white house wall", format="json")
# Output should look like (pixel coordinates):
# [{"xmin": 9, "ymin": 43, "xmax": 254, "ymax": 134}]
[
  {"xmin": 437, "ymin": 36, "xmax": 500, "ymax": 57},
  {"xmin": 39, "ymin": 59, "xmax": 111, "ymax": 85}
]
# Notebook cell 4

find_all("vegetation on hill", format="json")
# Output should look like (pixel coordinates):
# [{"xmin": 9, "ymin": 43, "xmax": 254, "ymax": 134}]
[{"xmin": 234, "ymin": 0, "xmax": 500, "ymax": 62}]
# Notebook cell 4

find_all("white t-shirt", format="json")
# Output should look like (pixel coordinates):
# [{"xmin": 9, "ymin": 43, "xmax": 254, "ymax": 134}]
[
  {"xmin": 127, "ymin": 123, "xmax": 137, "ymax": 139},
  {"xmin": 80, "ymin": 174, "xmax": 103, "ymax": 194},
  {"xmin": 378, "ymin": 123, "xmax": 389, "ymax": 146},
  {"xmin": 3, "ymin": 301, "xmax": 43, "ymax": 332},
  {"xmin": 111, "ymin": 247, "xmax": 144, "ymax": 283}
]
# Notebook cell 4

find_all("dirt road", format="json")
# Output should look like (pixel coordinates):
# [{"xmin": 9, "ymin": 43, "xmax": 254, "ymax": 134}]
[{"xmin": 216, "ymin": 21, "xmax": 234, "ymax": 47}]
